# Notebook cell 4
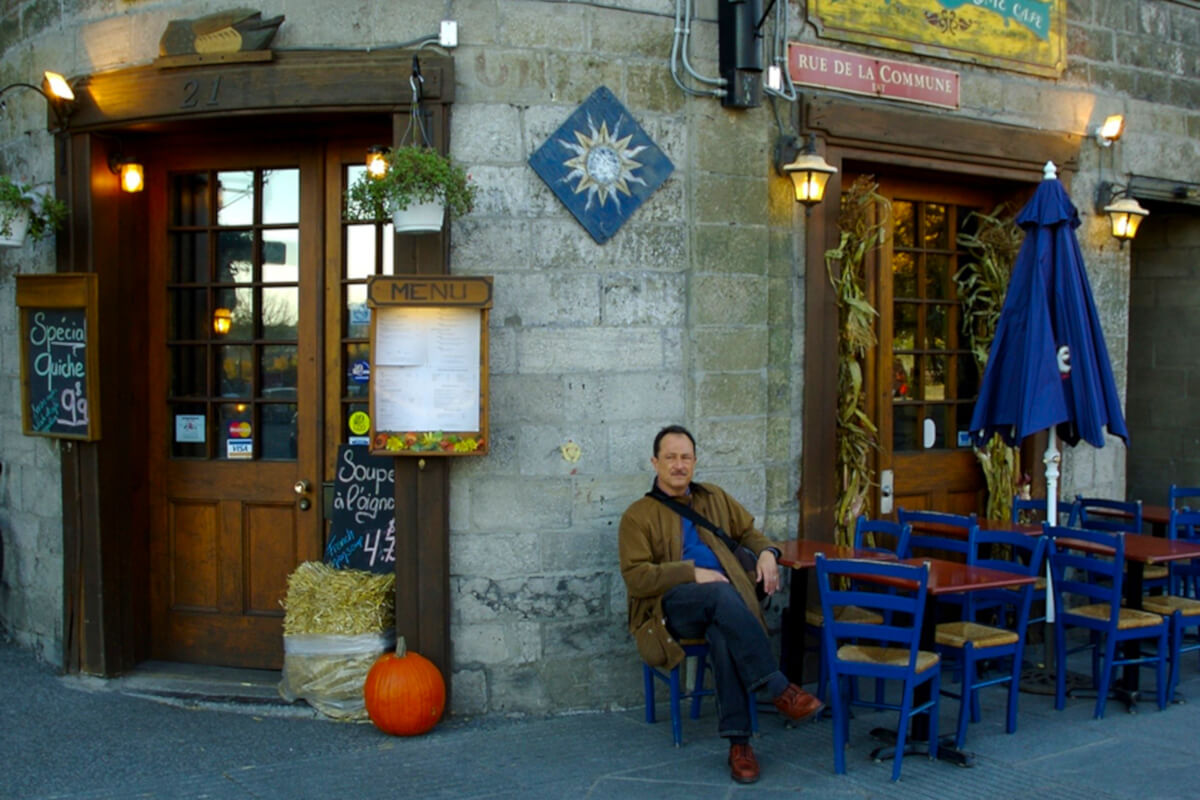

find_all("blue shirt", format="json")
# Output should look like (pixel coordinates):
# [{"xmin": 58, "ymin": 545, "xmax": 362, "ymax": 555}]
[{"xmin": 681, "ymin": 515, "xmax": 725, "ymax": 573}]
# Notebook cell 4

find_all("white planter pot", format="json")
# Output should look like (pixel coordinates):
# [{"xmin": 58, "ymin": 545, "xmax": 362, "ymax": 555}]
[
  {"xmin": 0, "ymin": 208, "xmax": 31, "ymax": 248},
  {"xmin": 391, "ymin": 200, "xmax": 445, "ymax": 233}
]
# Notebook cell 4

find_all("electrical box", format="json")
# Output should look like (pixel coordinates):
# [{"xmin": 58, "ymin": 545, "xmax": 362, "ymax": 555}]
[{"xmin": 718, "ymin": 0, "xmax": 763, "ymax": 109}]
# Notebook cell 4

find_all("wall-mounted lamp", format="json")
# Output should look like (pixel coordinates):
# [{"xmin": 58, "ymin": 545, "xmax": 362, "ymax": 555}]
[
  {"xmin": 0, "ymin": 71, "xmax": 76, "ymax": 130},
  {"xmin": 366, "ymin": 145, "xmax": 389, "ymax": 178},
  {"xmin": 1092, "ymin": 114, "xmax": 1125, "ymax": 147},
  {"xmin": 108, "ymin": 154, "xmax": 144, "ymax": 193},
  {"xmin": 1097, "ymin": 182, "xmax": 1149, "ymax": 246},
  {"xmin": 775, "ymin": 133, "xmax": 838, "ymax": 213},
  {"xmin": 213, "ymin": 307, "xmax": 233, "ymax": 336}
]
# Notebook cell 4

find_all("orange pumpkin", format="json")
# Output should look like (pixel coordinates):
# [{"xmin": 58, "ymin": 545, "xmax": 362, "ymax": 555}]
[{"xmin": 364, "ymin": 637, "xmax": 446, "ymax": 736}]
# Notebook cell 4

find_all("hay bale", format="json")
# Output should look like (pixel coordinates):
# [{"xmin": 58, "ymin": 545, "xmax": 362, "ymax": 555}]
[
  {"xmin": 278, "ymin": 562, "xmax": 397, "ymax": 720},
  {"xmin": 281, "ymin": 561, "xmax": 395, "ymax": 635}
]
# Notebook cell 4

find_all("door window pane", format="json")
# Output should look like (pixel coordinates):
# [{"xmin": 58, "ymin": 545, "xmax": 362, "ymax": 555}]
[
  {"xmin": 925, "ymin": 254, "xmax": 950, "ymax": 300},
  {"xmin": 170, "ymin": 346, "xmax": 207, "ymax": 396},
  {"xmin": 894, "ymin": 404, "xmax": 918, "ymax": 451},
  {"xmin": 217, "ymin": 403, "xmax": 254, "ymax": 460},
  {"xmin": 214, "ymin": 287, "xmax": 254, "ymax": 340},
  {"xmin": 262, "ymin": 229, "xmax": 299, "ymax": 283},
  {"xmin": 345, "ymin": 284, "xmax": 370, "ymax": 338},
  {"xmin": 217, "ymin": 171, "xmax": 255, "ymax": 226},
  {"xmin": 172, "ymin": 173, "xmax": 210, "ymax": 226},
  {"xmin": 169, "ymin": 289, "xmax": 208, "ymax": 340},
  {"xmin": 894, "ymin": 251, "xmax": 916, "ymax": 299},
  {"xmin": 345, "ymin": 342, "xmax": 370, "ymax": 398},
  {"xmin": 217, "ymin": 345, "xmax": 254, "ymax": 398},
  {"xmin": 893, "ymin": 201, "xmax": 915, "ymax": 248},
  {"xmin": 217, "ymin": 231, "xmax": 255, "ymax": 283},
  {"xmin": 171, "ymin": 402, "xmax": 208, "ymax": 458},
  {"xmin": 346, "ymin": 224, "xmax": 377, "ymax": 280},
  {"xmin": 923, "ymin": 203, "xmax": 949, "ymax": 249},
  {"xmin": 923, "ymin": 355, "xmax": 947, "ymax": 401},
  {"xmin": 262, "ymin": 169, "xmax": 299, "ymax": 224},
  {"xmin": 170, "ymin": 232, "xmax": 210, "ymax": 283},
  {"xmin": 261, "ymin": 403, "xmax": 298, "ymax": 459},
  {"xmin": 262, "ymin": 287, "xmax": 299, "ymax": 340},
  {"xmin": 925, "ymin": 304, "xmax": 947, "ymax": 350},
  {"xmin": 262, "ymin": 345, "xmax": 298, "ymax": 397}
]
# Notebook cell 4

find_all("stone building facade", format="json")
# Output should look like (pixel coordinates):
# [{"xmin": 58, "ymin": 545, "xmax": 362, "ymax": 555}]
[{"xmin": 0, "ymin": 0, "xmax": 1196, "ymax": 717}]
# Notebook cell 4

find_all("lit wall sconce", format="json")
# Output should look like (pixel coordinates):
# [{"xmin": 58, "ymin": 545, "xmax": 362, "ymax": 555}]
[
  {"xmin": 108, "ymin": 155, "xmax": 144, "ymax": 193},
  {"xmin": 1092, "ymin": 114, "xmax": 1125, "ymax": 147},
  {"xmin": 366, "ymin": 145, "xmax": 389, "ymax": 178},
  {"xmin": 213, "ymin": 307, "xmax": 233, "ymax": 335},
  {"xmin": 775, "ymin": 133, "xmax": 837, "ymax": 213},
  {"xmin": 0, "ymin": 70, "xmax": 76, "ymax": 130},
  {"xmin": 1097, "ymin": 182, "xmax": 1149, "ymax": 246}
]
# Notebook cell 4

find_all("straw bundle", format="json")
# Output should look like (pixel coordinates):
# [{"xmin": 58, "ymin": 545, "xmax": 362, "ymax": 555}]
[
  {"xmin": 281, "ymin": 561, "xmax": 395, "ymax": 635},
  {"xmin": 278, "ymin": 562, "xmax": 397, "ymax": 720}
]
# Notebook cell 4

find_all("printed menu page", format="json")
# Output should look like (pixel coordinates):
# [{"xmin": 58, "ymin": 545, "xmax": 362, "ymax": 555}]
[{"xmin": 373, "ymin": 306, "xmax": 480, "ymax": 432}]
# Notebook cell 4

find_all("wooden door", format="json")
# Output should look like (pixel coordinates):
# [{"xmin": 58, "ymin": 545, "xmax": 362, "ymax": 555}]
[
  {"xmin": 869, "ymin": 176, "xmax": 1006, "ymax": 517},
  {"xmin": 147, "ymin": 140, "xmax": 324, "ymax": 669}
]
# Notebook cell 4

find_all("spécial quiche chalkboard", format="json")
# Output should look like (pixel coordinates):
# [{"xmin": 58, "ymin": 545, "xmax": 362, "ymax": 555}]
[{"xmin": 16, "ymin": 274, "xmax": 101, "ymax": 441}]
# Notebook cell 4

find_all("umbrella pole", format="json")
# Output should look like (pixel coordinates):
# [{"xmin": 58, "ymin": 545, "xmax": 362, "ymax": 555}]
[{"xmin": 1044, "ymin": 427, "xmax": 1059, "ymax": 625}]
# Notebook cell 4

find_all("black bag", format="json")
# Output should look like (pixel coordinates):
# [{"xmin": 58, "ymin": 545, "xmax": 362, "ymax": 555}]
[{"xmin": 647, "ymin": 490, "xmax": 765, "ymax": 599}]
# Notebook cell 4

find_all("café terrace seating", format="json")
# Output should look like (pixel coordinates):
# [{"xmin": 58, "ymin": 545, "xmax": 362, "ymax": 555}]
[
  {"xmin": 1142, "ymin": 503, "xmax": 1200, "ymax": 698},
  {"xmin": 1069, "ymin": 496, "xmax": 1167, "ymax": 593}
]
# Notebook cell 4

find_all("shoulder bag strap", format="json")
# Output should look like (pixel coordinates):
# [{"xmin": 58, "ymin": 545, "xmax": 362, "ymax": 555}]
[{"xmin": 646, "ymin": 489, "xmax": 740, "ymax": 555}]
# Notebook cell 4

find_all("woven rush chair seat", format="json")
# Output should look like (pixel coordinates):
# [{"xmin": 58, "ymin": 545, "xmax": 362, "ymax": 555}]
[
  {"xmin": 1142, "ymin": 595, "xmax": 1200, "ymax": 617},
  {"xmin": 1068, "ymin": 604, "xmax": 1164, "ymax": 629},
  {"xmin": 1131, "ymin": 564, "xmax": 1169, "ymax": 581},
  {"xmin": 837, "ymin": 644, "xmax": 939, "ymax": 673},
  {"xmin": 935, "ymin": 621, "xmax": 1019, "ymax": 649},
  {"xmin": 806, "ymin": 605, "xmax": 884, "ymax": 627}
]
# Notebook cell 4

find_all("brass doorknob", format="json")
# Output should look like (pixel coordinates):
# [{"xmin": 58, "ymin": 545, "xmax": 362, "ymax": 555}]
[{"xmin": 294, "ymin": 479, "xmax": 311, "ymax": 495}]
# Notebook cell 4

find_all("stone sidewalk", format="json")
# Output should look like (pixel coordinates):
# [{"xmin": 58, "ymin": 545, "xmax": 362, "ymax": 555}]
[{"xmin": 2, "ymin": 637, "xmax": 1194, "ymax": 799}]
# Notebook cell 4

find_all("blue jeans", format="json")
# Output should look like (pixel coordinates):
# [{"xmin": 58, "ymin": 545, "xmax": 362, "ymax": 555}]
[{"xmin": 661, "ymin": 581, "xmax": 785, "ymax": 738}]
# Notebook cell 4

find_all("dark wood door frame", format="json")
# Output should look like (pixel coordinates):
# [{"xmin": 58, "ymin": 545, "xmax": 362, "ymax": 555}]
[
  {"xmin": 57, "ymin": 51, "xmax": 457, "ymax": 679},
  {"xmin": 799, "ymin": 94, "xmax": 1082, "ymax": 543}
]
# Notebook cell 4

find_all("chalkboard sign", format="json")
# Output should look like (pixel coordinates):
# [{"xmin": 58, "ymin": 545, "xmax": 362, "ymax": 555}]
[
  {"xmin": 16, "ymin": 274, "xmax": 101, "ymax": 441},
  {"xmin": 325, "ymin": 444, "xmax": 396, "ymax": 573}
]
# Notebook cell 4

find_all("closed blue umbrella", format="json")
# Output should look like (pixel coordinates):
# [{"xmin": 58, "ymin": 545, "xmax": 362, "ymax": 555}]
[{"xmin": 969, "ymin": 161, "xmax": 1131, "ymax": 629}]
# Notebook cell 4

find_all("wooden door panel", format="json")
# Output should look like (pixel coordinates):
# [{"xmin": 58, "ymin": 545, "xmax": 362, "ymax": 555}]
[{"xmin": 148, "ymin": 141, "xmax": 323, "ymax": 670}]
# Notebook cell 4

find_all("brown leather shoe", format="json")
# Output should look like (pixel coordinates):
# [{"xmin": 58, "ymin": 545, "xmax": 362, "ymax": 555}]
[
  {"xmin": 773, "ymin": 683, "xmax": 824, "ymax": 722},
  {"xmin": 728, "ymin": 742, "xmax": 760, "ymax": 784}
]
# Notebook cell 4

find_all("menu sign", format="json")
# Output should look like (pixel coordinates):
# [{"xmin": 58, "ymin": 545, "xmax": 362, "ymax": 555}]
[
  {"xmin": 16, "ymin": 274, "xmax": 101, "ymax": 441},
  {"xmin": 367, "ymin": 275, "xmax": 492, "ymax": 457}
]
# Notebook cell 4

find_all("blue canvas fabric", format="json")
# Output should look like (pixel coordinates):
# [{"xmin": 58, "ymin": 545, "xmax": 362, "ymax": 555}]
[{"xmin": 969, "ymin": 176, "xmax": 1129, "ymax": 449}]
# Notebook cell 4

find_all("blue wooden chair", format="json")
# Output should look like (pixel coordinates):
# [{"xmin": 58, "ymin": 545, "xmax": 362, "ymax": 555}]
[
  {"xmin": 1046, "ymin": 525, "xmax": 1169, "ymax": 719},
  {"xmin": 643, "ymin": 639, "xmax": 758, "ymax": 746},
  {"xmin": 807, "ymin": 516, "xmax": 911, "ymax": 706},
  {"xmin": 815, "ymin": 555, "xmax": 940, "ymax": 781},
  {"xmin": 1068, "ymin": 496, "xmax": 1166, "ymax": 592},
  {"xmin": 1010, "ymin": 496, "xmax": 1052, "ymax": 630},
  {"xmin": 935, "ymin": 527, "xmax": 1046, "ymax": 748},
  {"xmin": 897, "ymin": 507, "xmax": 975, "ymax": 561},
  {"xmin": 1140, "ymin": 501, "xmax": 1200, "ymax": 698},
  {"xmin": 1167, "ymin": 485, "xmax": 1200, "ymax": 597}
]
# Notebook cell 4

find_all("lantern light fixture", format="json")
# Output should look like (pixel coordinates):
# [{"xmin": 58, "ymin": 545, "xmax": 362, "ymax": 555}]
[
  {"xmin": 108, "ymin": 154, "xmax": 144, "ymax": 193},
  {"xmin": 774, "ymin": 133, "xmax": 837, "ymax": 213},
  {"xmin": 366, "ymin": 145, "xmax": 389, "ymax": 178},
  {"xmin": 1096, "ymin": 182, "xmax": 1149, "ymax": 246}
]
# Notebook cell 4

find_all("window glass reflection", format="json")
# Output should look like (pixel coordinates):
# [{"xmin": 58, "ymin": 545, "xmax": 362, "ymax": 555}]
[
  {"xmin": 262, "ymin": 287, "xmax": 298, "ymax": 340},
  {"xmin": 172, "ymin": 173, "xmax": 210, "ymax": 227},
  {"xmin": 217, "ymin": 346, "xmax": 254, "ymax": 398},
  {"xmin": 262, "ymin": 169, "xmax": 299, "ymax": 224},
  {"xmin": 262, "ymin": 229, "xmax": 299, "ymax": 283},
  {"xmin": 214, "ymin": 287, "xmax": 254, "ymax": 340},
  {"xmin": 217, "ymin": 171, "xmax": 254, "ymax": 226},
  {"xmin": 347, "ymin": 224, "xmax": 376, "ymax": 280},
  {"xmin": 217, "ymin": 231, "xmax": 255, "ymax": 283}
]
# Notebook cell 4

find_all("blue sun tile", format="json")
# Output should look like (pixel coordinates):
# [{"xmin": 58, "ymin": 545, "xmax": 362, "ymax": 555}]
[{"xmin": 528, "ymin": 86, "xmax": 675, "ymax": 244}]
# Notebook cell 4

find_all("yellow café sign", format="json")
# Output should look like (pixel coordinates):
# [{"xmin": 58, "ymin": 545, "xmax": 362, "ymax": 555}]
[{"xmin": 809, "ymin": 0, "xmax": 1066, "ymax": 78}]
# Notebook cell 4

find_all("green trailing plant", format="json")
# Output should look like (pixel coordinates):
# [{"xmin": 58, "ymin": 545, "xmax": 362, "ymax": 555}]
[
  {"xmin": 0, "ymin": 176, "xmax": 68, "ymax": 242},
  {"xmin": 826, "ymin": 176, "xmax": 889, "ymax": 547},
  {"xmin": 345, "ymin": 146, "xmax": 477, "ymax": 221},
  {"xmin": 954, "ymin": 204, "xmax": 1024, "ymax": 521}
]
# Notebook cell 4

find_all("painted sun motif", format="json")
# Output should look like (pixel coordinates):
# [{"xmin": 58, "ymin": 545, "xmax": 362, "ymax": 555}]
[{"xmin": 559, "ymin": 116, "xmax": 647, "ymax": 212}]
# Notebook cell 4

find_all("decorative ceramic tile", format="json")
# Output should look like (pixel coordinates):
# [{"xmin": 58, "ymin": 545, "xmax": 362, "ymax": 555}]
[{"xmin": 528, "ymin": 86, "xmax": 675, "ymax": 244}]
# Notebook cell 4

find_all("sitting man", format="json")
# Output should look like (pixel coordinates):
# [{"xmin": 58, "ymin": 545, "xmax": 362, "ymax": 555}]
[{"xmin": 619, "ymin": 424, "xmax": 822, "ymax": 784}]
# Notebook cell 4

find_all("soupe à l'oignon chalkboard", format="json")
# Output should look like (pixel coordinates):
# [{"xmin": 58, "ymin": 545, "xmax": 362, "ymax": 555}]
[
  {"xmin": 16, "ymin": 274, "xmax": 101, "ymax": 441},
  {"xmin": 325, "ymin": 444, "xmax": 396, "ymax": 574}
]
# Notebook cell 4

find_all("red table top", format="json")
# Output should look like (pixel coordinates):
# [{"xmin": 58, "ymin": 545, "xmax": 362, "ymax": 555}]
[
  {"xmin": 897, "ymin": 558, "xmax": 1036, "ymax": 595},
  {"xmin": 975, "ymin": 519, "xmax": 1042, "ymax": 535},
  {"xmin": 777, "ymin": 539, "xmax": 897, "ymax": 569},
  {"xmin": 1055, "ymin": 531, "xmax": 1200, "ymax": 564}
]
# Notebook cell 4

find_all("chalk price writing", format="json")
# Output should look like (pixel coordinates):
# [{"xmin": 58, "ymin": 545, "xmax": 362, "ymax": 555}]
[{"xmin": 361, "ymin": 518, "xmax": 397, "ymax": 568}]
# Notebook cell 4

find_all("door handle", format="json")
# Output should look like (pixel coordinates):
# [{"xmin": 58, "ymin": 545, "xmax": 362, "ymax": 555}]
[
  {"xmin": 294, "ymin": 479, "xmax": 311, "ymax": 495},
  {"xmin": 880, "ymin": 469, "xmax": 894, "ymax": 515}
]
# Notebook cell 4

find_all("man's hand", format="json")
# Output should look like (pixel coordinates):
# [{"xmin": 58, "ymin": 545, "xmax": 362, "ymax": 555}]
[
  {"xmin": 694, "ymin": 567, "xmax": 729, "ymax": 584},
  {"xmin": 756, "ymin": 550, "xmax": 780, "ymax": 596}
]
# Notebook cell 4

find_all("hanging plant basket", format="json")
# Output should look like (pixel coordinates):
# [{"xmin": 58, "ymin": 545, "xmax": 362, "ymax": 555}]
[
  {"xmin": 391, "ymin": 198, "xmax": 445, "ymax": 233},
  {"xmin": 0, "ymin": 178, "xmax": 68, "ymax": 248},
  {"xmin": 0, "ymin": 207, "xmax": 31, "ymax": 248}
]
